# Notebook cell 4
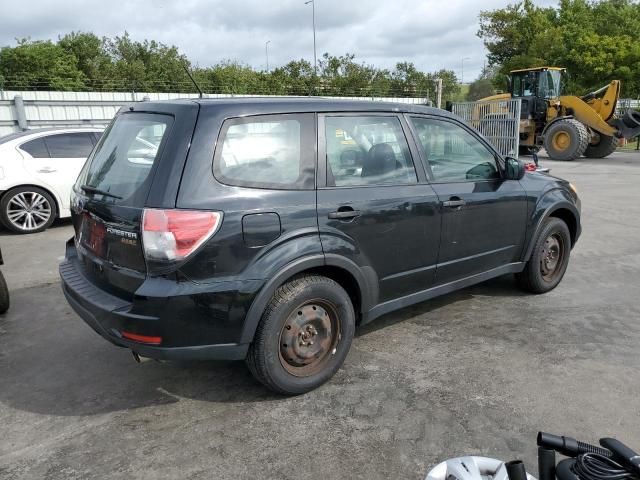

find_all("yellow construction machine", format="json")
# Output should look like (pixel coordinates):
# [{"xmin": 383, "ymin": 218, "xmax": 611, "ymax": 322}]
[{"xmin": 481, "ymin": 67, "xmax": 640, "ymax": 161}]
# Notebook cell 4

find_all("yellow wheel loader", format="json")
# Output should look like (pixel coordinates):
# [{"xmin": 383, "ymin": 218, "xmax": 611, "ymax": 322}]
[{"xmin": 481, "ymin": 67, "xmax": 640, "ymax": 161}]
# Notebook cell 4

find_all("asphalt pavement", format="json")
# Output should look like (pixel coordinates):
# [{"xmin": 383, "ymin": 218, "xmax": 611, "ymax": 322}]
[{"xmin": 1, "ymin": 151, "xmax": 639, "ymax": 480}]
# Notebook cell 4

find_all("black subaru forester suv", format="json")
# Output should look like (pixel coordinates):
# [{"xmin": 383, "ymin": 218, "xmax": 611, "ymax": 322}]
[{"xmin": 60, "ymin": 98, "xmax": 581, "ymax": 394}]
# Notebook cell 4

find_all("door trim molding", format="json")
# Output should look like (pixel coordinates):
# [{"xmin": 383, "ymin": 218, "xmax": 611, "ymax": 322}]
[{"xmin": 361, "ymin": 262, "xmax": 525, "ymax": 325}]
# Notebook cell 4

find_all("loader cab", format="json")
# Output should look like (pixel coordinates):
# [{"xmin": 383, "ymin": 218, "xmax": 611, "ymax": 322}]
[{"xmin": 509, "ymin": 67, "xmax": 565, "ymax": 120}]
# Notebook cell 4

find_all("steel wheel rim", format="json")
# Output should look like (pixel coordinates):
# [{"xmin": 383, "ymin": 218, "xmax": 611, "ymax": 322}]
[
  {"xmin": 6, "ymin": 192, "xmax": 52, "ymax": 231},
  {"xmin": 540, "ymin": 232, "xmax": 564, "ymax": 282},
  {"xmin": 279, "ymin": 300, "xmax": 341, "ymax": 377},
  {"xmin": 552, "ymin": 131, "xmax": 570, "ymax": 151}
]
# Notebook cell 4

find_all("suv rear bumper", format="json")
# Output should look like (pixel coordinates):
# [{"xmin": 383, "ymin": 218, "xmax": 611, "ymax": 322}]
[{"xmin": 59, "ymin": 256, "xmax": 250, "ymax": 361}]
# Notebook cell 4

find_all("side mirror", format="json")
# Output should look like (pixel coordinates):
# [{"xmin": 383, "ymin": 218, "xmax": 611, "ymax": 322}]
[{"xmin": 504, "ymin": 156, "xmax": 525, "ymax": 180}]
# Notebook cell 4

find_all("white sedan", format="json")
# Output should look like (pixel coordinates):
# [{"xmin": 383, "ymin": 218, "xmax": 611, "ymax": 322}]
[{"xmin": 0, "ymin": 128, "xmax": 103, "ymax": 233}]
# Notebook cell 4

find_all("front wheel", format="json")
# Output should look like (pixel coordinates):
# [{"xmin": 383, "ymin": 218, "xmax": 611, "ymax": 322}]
[
  {"xmin": 246, "ymin": 275, "xmax": 355, "ymax": 395},
  {"xmin": 543, "ymin": 119, "xmax": 589, "ymax": 161},
  {"xmin": 516, "ymin": 217, "xmax": 571, "ymax": 293}
]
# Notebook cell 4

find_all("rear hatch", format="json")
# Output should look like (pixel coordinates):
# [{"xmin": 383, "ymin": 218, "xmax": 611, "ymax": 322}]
[{"xmin": 70, "ymin": 103, "xmax": 198, "ymax": 298}]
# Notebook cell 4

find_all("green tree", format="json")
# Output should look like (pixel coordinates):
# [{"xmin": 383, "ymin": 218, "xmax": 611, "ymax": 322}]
[
  {"xmin": 467, "ymin": 78, "xmax": 496, "ymax": 100},
  {"xmin": 0, "ymin": 38, "xmax": 85, "ymax": 90},
  {"xmin": 0, "ymin": 31, "xmax": 461, "ymax": 99},
  {"xmin": 105, "ymin": 33, "xmax": 191, "ymax": 91},
  {"xmin": 478, "ymin": 0, "xmax": 640, "ymax": 97},
  {"xmin": 58, "ymin": 32, "xmax": 112, "ymax": 88}
]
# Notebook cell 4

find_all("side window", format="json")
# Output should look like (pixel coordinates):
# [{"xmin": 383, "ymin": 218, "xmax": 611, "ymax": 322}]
[
  {"xmin": 43, "ymin": 133, "xmax": 95, "ymax": 158},
  {"xmin": 20, "ymin": 138, "xmax": 49, "ymax": 158},
  {"xmin": 213, "ymin": 114, "xmax": 315, "ymax": 190},
  {"xmin": 324, "ymin": 116, "xmax": 417, "ymax": 187},
  {"xmin": 410, "ymin": 117, "xmax": 499, "ymax": 182}
]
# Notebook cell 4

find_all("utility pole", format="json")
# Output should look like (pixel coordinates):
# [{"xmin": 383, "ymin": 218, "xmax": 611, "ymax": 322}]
[
  {"xmin": 436, "ymin": 77, "xmax": 443, "ymax": 109},
  {"xmin": 305, "ymin": 0, "xmax": 317, "ymax": 75},
  {"xmin": 461, "ymin": 57, "xmax": 470, "ymax": 84},
  {"xmin": 265, "ymin": 40, "xmax": 271, "ymax": 73}
]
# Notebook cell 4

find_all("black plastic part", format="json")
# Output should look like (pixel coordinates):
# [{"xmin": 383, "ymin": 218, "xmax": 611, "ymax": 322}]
[
  {"xmin": 506, "ymin": 460, "xmax": 529, "ymax": 480},
  {"xmin": 539, "ymin": 447, "xmax": 557, "ymax": 480},
  {"xmin": 599, "ymin": 438, "xmax": 640, "ymax": 477},
  {"xmin": 538, "ymin": 432, "xmax": 613, "ymax": 458},
  {"xmin": 556, "ymin": 459, "xmax": 579, "ymax": 480}
]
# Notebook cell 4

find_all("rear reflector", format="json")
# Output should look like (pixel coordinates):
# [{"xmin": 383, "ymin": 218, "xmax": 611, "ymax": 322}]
[
  {"xmin": 142, "ymin": 209, "xmax": 222, "ymax": 262},
  {"xmin": 121, "ymin": 331, "xmax": 162, "ymax": 345}
]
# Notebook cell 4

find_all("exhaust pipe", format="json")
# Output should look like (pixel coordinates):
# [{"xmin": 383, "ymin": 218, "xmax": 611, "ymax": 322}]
[{"xmin": 131, "ymin": 350, "xmax": 151, "ymax": 364}]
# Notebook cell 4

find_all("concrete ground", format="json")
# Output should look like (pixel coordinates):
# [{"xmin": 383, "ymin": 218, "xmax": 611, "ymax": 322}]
[{"xmin": 1, "ymin": 151, "xmax": 639, "ymax": 480}]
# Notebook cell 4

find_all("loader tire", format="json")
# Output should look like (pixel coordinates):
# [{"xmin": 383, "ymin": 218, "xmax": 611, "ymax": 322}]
[
  {"xmin": 584, "ymin": 134, "xmax": 619, "ymax": 158},
  {"xmin": 543, "ymin": 119, "xmax": 589, "ymax": 161}
]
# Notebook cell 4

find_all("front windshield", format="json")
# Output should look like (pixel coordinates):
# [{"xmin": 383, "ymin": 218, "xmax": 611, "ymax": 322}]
[{"xmin": 539, "ymin": 70, "xmax": 562, "ymax": 98}]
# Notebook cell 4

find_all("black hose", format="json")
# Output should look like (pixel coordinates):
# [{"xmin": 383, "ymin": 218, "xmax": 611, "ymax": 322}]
[
  {"xmin": 538, "ymin": 432, "xmax": 613, "ymax": 458},
  {"xmin": 506, "ymin": 460, "xmax": 529, "ymax": 480},
  {"xmin": 539, "ymin": 447, "xmax": 557, "ymax": 480}
]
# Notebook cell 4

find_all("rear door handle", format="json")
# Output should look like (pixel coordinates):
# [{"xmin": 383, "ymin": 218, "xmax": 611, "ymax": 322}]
[
  {"xmin": 38, "ymin": 167, "xmax": 57, "ymax": 173},
  {"xmin": 328, "ymin": 209, "xmax": 361, "ymax": 220},
  {"xmin": 442, "ymin": 198, "xmax": 466, "ymax": 208}
]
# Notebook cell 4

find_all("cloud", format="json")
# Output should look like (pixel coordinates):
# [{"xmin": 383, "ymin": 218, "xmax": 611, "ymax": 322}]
[{"xmin": 0, "ymin": 0, "xmax": 559, "ymax": 82}]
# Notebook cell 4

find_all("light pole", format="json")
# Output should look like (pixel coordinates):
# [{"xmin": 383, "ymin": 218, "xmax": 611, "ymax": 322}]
[
  {"xmin": 304, "ymin": 0, "xmax": 317, "ymax": 75},
  {"xmin": 461, "ymin": 57, "xmax": 471, "ymax": 85},
  {"xmin": 265, "ymin": 40, "xmax": 271, "ymax": 72}
]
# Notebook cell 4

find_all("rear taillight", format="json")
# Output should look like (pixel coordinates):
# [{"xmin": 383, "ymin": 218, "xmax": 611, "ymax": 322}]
[{"xmin": 142, "ymin": 209, "xmax": 222, "ymax": 262}]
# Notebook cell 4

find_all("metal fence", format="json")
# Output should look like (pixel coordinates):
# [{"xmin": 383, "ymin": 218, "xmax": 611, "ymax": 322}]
[
  {"xmin": 0, "ymin": 90, "xmax": 433, "ymax": 137},
  {"xmin": 617, "ymin": 98, "xmax": 640, "ymax": 116},
  {"xmin": 451, "ymin": 98, "xmax": 522, "ymax": 156}
]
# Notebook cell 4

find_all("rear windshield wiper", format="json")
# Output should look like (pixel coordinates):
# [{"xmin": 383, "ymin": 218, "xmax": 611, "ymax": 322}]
[{"xmin": 80, "ymin": 185, "xmax": 122, "ymax": 199}]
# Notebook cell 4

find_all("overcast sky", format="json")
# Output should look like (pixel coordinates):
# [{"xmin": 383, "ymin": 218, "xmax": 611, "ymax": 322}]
[{"xmin": 0, "ymin": 0, "xmax": 557, "ymax": 82}]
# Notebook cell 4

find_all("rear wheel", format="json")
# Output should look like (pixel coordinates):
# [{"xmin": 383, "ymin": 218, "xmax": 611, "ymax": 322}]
[
  {"xmin": 517, "ymin": 217, "xmax": 571, "ymax": 294},
  {"xmin": 0, "ymin": 186, "xmax": 57, "ymax": 234},
  {"xmin": 246, "ymin": 275, "xmax": 355, "ymax": 395},
  {"xmin": 584, "ymin": 133, "xmax": 619, "ymax": 158},
  {"xmin": 543, "ymin": 119, "xmax": 589, "ymax": 161}
]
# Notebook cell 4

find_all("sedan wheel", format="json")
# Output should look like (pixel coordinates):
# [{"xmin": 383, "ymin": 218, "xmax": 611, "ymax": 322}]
[{"xmin": 0, "ymin": 187, "xmax": 57, "ymax": 234}]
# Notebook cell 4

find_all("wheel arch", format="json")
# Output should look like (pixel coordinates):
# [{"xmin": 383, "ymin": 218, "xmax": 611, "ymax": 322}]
[
  {"xmin": 239, "ymin": 254, "xmax": 370, "ymax": 344},
  {"xmin": 522, "ymin": 201, "xmax": 580, "ymax": 261},
  {"xmin": 0, "ymin": 184, "xmax": 61, "ymax": 219}
]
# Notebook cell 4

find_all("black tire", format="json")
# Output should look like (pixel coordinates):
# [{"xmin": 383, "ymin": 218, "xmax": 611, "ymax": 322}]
[
  {"xmin": 543, "ymin": 119, "xmax": 589, "ymax": 161},
  {"xmin": 0, "ymin": 270, "xmax": 9, "ymax": 314},
  {"xmin": 517, "ymin": 217, "xmax": 571, "ymax": 294},
  {"xmin": 584, "ymin": 134, "xmax": 619, "ymax": 158},
  {"xmin": 0, "ymin": 186, "xmax": 57, "ymax": 234},
  {"xmin": 246, "ymin": 274, "xmax": 355, "ymax": 395}
]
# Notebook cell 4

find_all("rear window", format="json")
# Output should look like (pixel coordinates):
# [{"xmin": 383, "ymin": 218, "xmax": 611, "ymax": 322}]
[
  {"xmin": 44, "ymin": 132, "xmax": 95, "ymax": 158},
  {"xmin": 20, "ymin": 137, "xmax": 49, "ymax": 158},
  {"xmin": 213, "ymin": 113, "xmax": 315, "ymax": 190},
  {"xmin": 75, "ymin": 113, "xmax": 172, "ymax": 206}
]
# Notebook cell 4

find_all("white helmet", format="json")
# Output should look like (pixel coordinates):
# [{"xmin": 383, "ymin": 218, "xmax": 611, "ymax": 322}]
[{"xmin": 426, "ymin": 456, "xmax": 538, "ymax": 480}]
